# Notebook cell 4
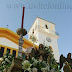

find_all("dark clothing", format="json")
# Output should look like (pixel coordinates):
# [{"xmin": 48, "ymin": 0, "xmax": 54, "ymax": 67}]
[
  {"xmin": 66, "ymin": 58, "xmax": 72, "ymax": 69},
  {"xmin": 31, "ymin": 48, "xmax": 39, "ymax": 59}
]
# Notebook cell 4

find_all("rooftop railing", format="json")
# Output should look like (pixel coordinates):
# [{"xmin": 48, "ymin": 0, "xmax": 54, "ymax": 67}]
[
  {"xmin": 55, "ymin": 32, "xmax": 59, "ymax": 36},
  {"xmin": 35, "ymin": 25, "xmax": 59, "ymax": 36}
]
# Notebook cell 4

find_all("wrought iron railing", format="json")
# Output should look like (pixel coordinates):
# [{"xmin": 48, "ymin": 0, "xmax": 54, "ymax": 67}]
[{"xmin": 55, "ymin": 32, "xmax": 59, "ymax": 36}]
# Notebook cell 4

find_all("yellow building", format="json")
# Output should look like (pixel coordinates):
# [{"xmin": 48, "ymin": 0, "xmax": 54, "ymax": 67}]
[{"xmin": 0, "ymin": 28, "xmax": 38, "ymax": 59}]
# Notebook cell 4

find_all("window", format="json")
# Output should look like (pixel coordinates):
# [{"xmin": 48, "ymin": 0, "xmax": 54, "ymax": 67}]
[
  {"xmin": 0, "ymin": 47, "xmax": 4, "ymax": 57},
  {"xmin": 32, "ymin": 29, "xmax": 34, "ymax": 34},
  {"xmin": 12, "ymin": 50, "xmax": 16, "ymax": 57},
  {"xmin": 7, "ymin": 48, "xmax": 10, "ymax": 53},
  {"xmin": 45, "ymin": 25, "xmax": 48, "ymax": 29}
]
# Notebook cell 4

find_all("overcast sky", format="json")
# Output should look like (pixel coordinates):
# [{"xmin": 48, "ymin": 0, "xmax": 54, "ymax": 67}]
[{"xmin": 0, "ymin": 0, "xmax": 72, "ymax": 58}]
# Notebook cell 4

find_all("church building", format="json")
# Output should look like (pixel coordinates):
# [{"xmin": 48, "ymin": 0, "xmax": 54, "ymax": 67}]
[{"xmin": 0, "ymin": 17, "xmax": 59, "ymax": 62}]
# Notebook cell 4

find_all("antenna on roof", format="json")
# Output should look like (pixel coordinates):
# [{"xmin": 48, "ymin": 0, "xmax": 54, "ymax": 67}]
[{"xmin": 6, "ymin": 25, "xmax": 8, "ymax": 28}]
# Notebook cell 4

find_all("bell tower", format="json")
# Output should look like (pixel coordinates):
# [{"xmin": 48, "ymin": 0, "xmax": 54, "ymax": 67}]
[{"xmin": 28, "ymin": 17, "xmax": 59, "ymax": 62}]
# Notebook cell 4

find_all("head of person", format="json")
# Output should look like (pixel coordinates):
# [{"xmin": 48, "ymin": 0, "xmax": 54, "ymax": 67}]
[
  {"xmin": 34, "ymin": 47, "xmax": 37, "ymax": 50},
  {"xmin": 39, "ymin": 44, "xmax": 43, "ymax": 50},
  {"xmin": 67, "ymin": 53, "xmax": 71, "ymax": 59}
]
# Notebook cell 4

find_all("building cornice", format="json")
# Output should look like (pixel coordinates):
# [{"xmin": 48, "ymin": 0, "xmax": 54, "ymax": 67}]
[
  {"xmin": 0, "ymin": 28, "xmax": 38, "ymax": 49},
  {"xmin": 28, "ymin": 17, "xmax": 55, "ymax": 33}
]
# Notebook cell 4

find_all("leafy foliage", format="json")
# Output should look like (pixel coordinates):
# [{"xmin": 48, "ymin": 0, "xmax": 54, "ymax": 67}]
[
  {"xmin": 0, "ymin": 52, "xmax": 14, "ymax": 72},
  {"xmin": 22, "ymin": 45, "xmax": 61, "ymax": 72},
  {"xmin": 0, "ymin": 45, "xmax": 61, "ymax": 72}
]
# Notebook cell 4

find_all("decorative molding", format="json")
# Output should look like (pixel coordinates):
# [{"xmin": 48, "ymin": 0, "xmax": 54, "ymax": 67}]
[{"xmin": 0, "ymin": 28, "xmax": 38, "ymax": 49}]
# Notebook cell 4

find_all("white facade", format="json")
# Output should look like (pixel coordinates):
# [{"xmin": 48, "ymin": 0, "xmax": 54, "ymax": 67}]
[
  {"xmin": 28, "ymin": 17, "xmax": 59, "ymax": 62},
  {"xmin": 0, "ymin": 37, "xmax": 26, "ymax": 51}
]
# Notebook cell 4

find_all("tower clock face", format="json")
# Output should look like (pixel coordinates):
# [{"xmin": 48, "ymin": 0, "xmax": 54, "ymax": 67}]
[{"xmin": 46, "ymin": 37, "xmax": 52, "ymax": 42}]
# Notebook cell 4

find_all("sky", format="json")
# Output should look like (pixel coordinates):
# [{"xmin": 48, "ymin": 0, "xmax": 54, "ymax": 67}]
[{"xmin": 0, "ymin": 0, "xmax": 72, "ymax": 58}]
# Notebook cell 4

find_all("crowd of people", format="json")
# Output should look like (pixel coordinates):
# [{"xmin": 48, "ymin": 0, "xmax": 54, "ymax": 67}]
[
  {"xmin": 24, "ymin": 44, "xmax": 72, "ymax": 72},
  {"xmin": 25, "ymin": 44, "xmax": 47, "ymax": 61},
  {"xmin": 60, "ymin": 53, "xmax": 72, "ymax": 72}
]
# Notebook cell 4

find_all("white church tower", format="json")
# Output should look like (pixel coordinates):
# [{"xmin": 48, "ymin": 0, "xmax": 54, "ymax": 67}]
[{"xmin": 28, "ymin": 17, "xmax": 59, "ymax": 62}]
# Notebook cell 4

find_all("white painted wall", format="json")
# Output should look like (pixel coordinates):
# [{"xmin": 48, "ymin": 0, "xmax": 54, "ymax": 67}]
[
  {"xmin": 36, "ymin": 31, "xmax": 59, "ymax": 61},
  {"xmin": 0, "ymin": 37, "xmax": 26, "ymax": 51},
  {"xmin": 28, "ymin": 17, "xmax": 60, "ymax": 62}
]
